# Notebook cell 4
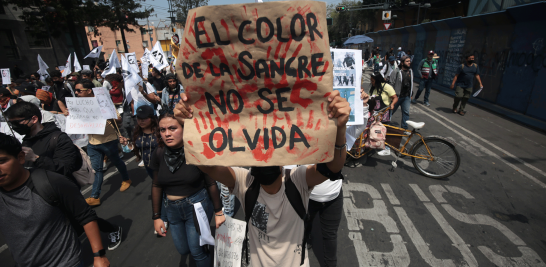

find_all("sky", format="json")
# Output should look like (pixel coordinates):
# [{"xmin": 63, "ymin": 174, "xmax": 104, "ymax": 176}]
[{"xmin": 138, "ymin": 0, "xmax": 342, "ymax": 26}]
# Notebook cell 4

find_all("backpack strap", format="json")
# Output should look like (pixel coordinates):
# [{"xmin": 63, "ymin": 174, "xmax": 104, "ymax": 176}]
[
  {"xmin": 46, "ymin": 131, "xmax": 62, "ymax": 156},
  {"xmin": 30, "ymin": 169, "xmax": 60, "ymax": 207},
  {"xmin": 284, "ymin": 176, "xmax": 308, "ymax": 265},
  {"xmin": 242, "ymin": 178, "xmax": 261, "ymax": 265}
]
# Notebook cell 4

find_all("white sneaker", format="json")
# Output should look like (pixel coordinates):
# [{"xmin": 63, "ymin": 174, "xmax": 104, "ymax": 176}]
[
  {"xmin": 377, "ymin": 147, "xmax": 391, "ymax": 156},
  {"xmin": 138, "ymin": 160, "xmax": 144, "ymax": 167}
]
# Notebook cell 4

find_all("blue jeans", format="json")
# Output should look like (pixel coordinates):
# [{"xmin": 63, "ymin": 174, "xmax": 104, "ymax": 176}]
[
  {"xmin": 166, "ymin": 188, "xmax": 213, "ymax": 267},
  {"xmin": 391, "ymin": 95, "xmax": 411, "ymax": 129},
  {"xmin": 415, "ymin": 78, "xmax": 433, "ymax": 103},
  {"xmin": 88, "ymin": 139, "xmax": 130, "ymax": 198}
]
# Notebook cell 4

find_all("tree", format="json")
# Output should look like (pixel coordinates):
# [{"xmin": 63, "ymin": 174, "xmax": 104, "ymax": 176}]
[{"xmin": 173, "ymin": 0, "xmax": 209, "ymax": 24}]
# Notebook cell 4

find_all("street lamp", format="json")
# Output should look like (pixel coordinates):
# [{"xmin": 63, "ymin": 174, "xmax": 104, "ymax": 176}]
[{"xmin": 409, "ymin": 2, "xmax": 431, "ymax": 25}]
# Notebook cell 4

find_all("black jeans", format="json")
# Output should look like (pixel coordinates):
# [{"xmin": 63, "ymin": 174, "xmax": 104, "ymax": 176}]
[{"xmin": 304, "ymin": 189, "xmax": 343, "ymax": 267}]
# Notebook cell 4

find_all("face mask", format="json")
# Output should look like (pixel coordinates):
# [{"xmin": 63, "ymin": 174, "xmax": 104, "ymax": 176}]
[
  {"xmin": 98, "ymin": 78, "xmax": 103, "ymax": 82},
  {"xmin": 10, "ymin": 121, "xmax": 32, "ymax": 136},
  {"xmin": 251, "ymin": 166, "xmax": 282, "ymax": 186},
  {"xmin": 468, "ymin": 60, "xmax": 474, "ymax": 64}
]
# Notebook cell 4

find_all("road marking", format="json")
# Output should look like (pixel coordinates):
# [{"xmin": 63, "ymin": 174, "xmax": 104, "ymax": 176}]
[
  {"xmin": 414, "ymin": 105, "xmax": 546, "ymax": 189},
  {"xmin": 478, "ymin": 246, "xmax": 546, "ymax": 267},
  {"xmin": 447, "ymin": 137, "xmax": 485, "ymax": 157},
  {"xmin": 445, "ymin": 185, "xmax": 474, "ymax": 199},
  {"xmin": 381, "ymin": 183, "xmax": 400, "ymax": 205},
  {"xmin": 409, "ymin": 184, "xmax": 430, "ymax": 202},
  {"xmin": 423, "ymin": 202, "xmax": 478, "ymax": 267},
  {"xmin": 429, "ymin": 185, "xmax": 448, "ymax": 203},
  {"xmin": 393, "ymin": 206, "xmax": 456, "ymax": 267},
  {"xmin": 81, "ymin": 156, "xmax": 136, "ymax": 195}
]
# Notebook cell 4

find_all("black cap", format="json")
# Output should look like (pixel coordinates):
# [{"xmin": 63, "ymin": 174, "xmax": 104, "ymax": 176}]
[
  {"xmin": 21, "ymin": 84, "xmax": 36, "ymax": 95},
  {"xmin": 136, "ymin": 105, "xmax": 155, "ymax": 119},
  {"xmin": 0, "ymin": 88, "xmax": 12, "ymax": 97}
]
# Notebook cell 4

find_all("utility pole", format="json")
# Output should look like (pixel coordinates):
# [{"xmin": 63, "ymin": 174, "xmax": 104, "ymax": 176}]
[{"xmin": 147, "ymin": 17, "xmax": 153, "ymax": 45}]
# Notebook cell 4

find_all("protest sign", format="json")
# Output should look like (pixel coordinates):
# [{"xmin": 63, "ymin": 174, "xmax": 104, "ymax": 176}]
[
  {"xmin": 176, "ymin": 1, "xmax": 336, "ymax": 166},
  {"xmin": 1, "ymin": 68, "xmax": 11, "ymax": 84},
  {"xmin": 54, "ymin": 114, "xmax": 89, "ymax": 147},
  {"xmin": 0, "ymin": 122, "xmax": 23, "ymax": 142},
  {"xmin": 331, "ymin": 48, "xmax": 363, "ymax": 125},
  {"xmin": 92, "ymin": 87, "xmax": 118, "ymax": 119},
  {"xmin": 213, "ymin": 216, "xmax": 246, "ymax": 267},
  {"xmin": 65, "ymin": 97, "xmax": 106, "ymax": 134}
]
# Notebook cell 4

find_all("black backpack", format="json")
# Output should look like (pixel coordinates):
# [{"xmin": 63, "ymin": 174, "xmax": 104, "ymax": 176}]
[
  {"xmin": 242, "ymin": 170, "xmax": 309, "ymax": 266},
  {"xmin": 29, "ymin": 169, "xmax": 85, "ymax": 237}
]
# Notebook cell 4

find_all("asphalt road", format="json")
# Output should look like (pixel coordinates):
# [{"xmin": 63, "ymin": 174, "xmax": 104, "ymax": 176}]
[{"xmin": 1, "ymin": 74, "xmax": 546, "ymax": 266}]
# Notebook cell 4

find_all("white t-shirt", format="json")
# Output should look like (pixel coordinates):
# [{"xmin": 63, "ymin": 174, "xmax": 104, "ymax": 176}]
[{"xmin": 231, "ymin": 166, "xmax": 311, "ymax": 267}]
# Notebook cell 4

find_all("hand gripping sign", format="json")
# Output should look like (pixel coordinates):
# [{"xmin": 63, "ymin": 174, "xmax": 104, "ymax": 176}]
[{"xmin": 176, "ymin": 1, "xmax": 336, "ymax": 166}]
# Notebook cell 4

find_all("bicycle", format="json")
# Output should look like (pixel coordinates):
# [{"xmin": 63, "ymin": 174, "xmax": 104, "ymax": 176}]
[{"xmin": 347, "ymin": 107, "xmax": 460, "ymax": 179}]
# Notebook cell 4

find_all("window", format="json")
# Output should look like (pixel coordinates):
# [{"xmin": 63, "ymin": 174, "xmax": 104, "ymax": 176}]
[
  {"xmin": 25, "ymin": 31, "xmax": 51, "ymax": 48},
  {"xmin": 0, "ymin": 29, "xmax": 19, "ymax": 59},
  {"xmin": 91, "ymin": 40, "xmax": 98, "ymax": 48},
  {"xmin": 142, "ymin": 41, "xmax": 148, "ymax": 47}
]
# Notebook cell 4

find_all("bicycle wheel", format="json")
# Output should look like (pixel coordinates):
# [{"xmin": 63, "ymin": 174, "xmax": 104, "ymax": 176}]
[{"xmin": 411, "ymin": 138, "xmax": 460, "ymax": 179}]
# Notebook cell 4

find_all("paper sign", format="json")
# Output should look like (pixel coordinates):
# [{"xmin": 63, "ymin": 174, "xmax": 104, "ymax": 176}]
[
  {"xmin": 53, "ymin": 114, "xmax": 89, "ymax": 147},
  {"xmin": 176, "ymin": 1, "xmax": 336, "ymax": 166},
  {"xmin": 41, "ymin": 86, "xmax": 51, "ymax": 92},
  {"xmin": 65, "ymin": 97, "xmax": 106, "ymax": 134},
  {"xmin": 213, "ymin": 216, "xmax": 246, "ymax": 267},
  {"xmin": 92, "ymin": 87, "xmax": 118, "ymax": 119},
  {"xmin": 0, "ymin": 122, "xmax": 23, "ymax": 142},
  {"xmin": 194, "ymin": 202, "xmax": 215, "ymax": 246},
  {"xmin": 1, "ymin": 69, "xmax": 11, "ymax": 84},
  {"xmin": 83, "ymin": 65, "xmax": 90, "ymax": 70},
  {"xmin": 473, "ymin": 88, "xmax": 482, "ymax": 97},
  {"xmin": 331, "ymin": 49, "xmax": 364, "ymax": 125}
]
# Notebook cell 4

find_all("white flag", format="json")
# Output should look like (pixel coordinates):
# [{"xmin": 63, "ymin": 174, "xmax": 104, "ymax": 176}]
[
  {"xmin": 62, "ymin": 54, "xmax": 72, "ymax": 78},
  {"xmin": 141, "ymin": 48, "xmax": 151, "ymax": 75},
  {"xmin": 84, "ymin": 45, "xmax": 103, "ymax": 59},
  {"xmin": 150, "ymin": 42, "xmax": 168, "ymax": 70},
  {"xmin": 121, "ymin": 54, "xmax": 142, "ymax": 92},
  {"xmin": 102, "ymin": 49, "xmax": 119, "ymax": 78},
  {"xmin": 73, "ymin": 52, "xmax": 82, "ymax": 72},
  {"xmin": 37, "ymin": 54, "xmax": 50, "ymax": 81},
  {"xmin": 125, "ymin": 52, "xmax": 140, "ymax": 74}
]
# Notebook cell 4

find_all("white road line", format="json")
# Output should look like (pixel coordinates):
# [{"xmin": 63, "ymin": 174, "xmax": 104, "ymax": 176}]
[
  {"xmin": 409, "ymin": 184, "xmax": 430, "ymax": 202},
  {"xmin": 381, "ymin": 183, "xmax": 400, "ymax": 205},
  {"xmin": 0, "ymin": 156, "xmax": 136, "ymax": 255},
  {"xmin": 81, "ymin": 156, "xmax": 136, "ymax": 195},
  {"xmin": 414, "ymin": 105, "xmax": 546, "ymax": 189}
]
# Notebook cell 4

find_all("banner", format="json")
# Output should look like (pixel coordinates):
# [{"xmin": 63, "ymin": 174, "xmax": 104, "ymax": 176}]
[
  {"xmin": 65, "ymin": 97, "xmax": 106, "ymax": 134},
  {"xmin": 92, "ymin": 87, "xmax": 118, "ymax": 119},
  {"xmin": 102, "ymin": 49, "xmax": 119, "ymax": 77},
  {"xmin": 73, "ymin": 52, "xmax": 82, "ymax": 72},
  {"xmin": 62, "ymin": 54, "xmax": 72, "ymax": 78},
  {"xmin": 1, "ymin": 68, "xmax": 11, "ymax": 85},
  {"xmin": 331, "ymin": 48, "xmax": 364, "ymax": 125},
  {"xmin": 37, "ymin": 54, "xmax": 50, "ymax": 81},
  {"xmin": 213, "ymin": 216, "xmax": 246, "ymax": 267},
  {"xmin": 84, "ymin": 45, "xmax": 103, "ymax": 59},
  {"xmin": 125, "ymin": 52, "xmax": 140, "ymax": 74},
  {"xmin": 150, "ymin": 41, "xmax": 168, "ymax": 70},
  {"xmin": 176, "ymin": 1, "xmax": 335, "ymax": 166}
]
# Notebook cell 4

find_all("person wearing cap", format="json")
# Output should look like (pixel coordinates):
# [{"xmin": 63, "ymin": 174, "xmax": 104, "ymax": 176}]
[
  {"xmin": 82, "ymin": 69, "xmax": 102, "ymax": 88},
  {"xmin": 381, "ymin": 56, "xmax": 398, "ymax": 84},
  {"xmin": 161, "ymin": 73, "xmax": 184, "ymax": 110},
  {"xmin": 396, "ymin": 47, "xmax": 407, "ymax": 60},
  {"xmin": 19, "ymin": 83, "xmax": 37, "ymax": 96},
  {"xmin": 74, "ymin": 79, "xmax": 132, "ymax": 206},
  {"xmin": 50, "ymin": 70, "xmax": 75, "ymax": 105},
  {"xmin": 413, "ymin": 50, "xmax": 438, "ymax": 107}
]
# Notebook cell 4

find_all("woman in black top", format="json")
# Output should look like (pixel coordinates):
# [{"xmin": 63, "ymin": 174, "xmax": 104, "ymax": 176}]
[{"xmin": 151, "ymin": 112, "xmax": 224, "ymax": 266}]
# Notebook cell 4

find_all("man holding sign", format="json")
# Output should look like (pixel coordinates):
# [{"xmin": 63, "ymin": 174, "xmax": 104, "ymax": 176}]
[
  {"xmin": 173, "ymin": 2, "xmax": 347, "ymax": 266},
  {"xmin": 74, "ymin": 80, "xmax": 132, "ymax": 206}
]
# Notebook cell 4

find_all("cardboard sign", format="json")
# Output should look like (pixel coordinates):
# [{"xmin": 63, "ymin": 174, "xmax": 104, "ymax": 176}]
[
  {"xmin": 176, "ymin": 1, "xmax": 336, "ymax": 166},
  {"xmin": 1, "ymin": 68, "xmax": 11, "ymax": 84},
  {"xmin": 92, "ymin": 87, "xmax": 118, "ymax": 119},
  {"xmin": 65, "ymin": 97, "xmax": 106, "ymax": 134},
  {"xmin": 213, "ymin": 216, "xmax": 246, "ymax": 267},
  {"xmin": 331, "ymin": 48, "xmax": 364, "ymax": 125}
]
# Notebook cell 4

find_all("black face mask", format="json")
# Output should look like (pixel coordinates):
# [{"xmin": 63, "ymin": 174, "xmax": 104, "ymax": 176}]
[
  {"xmin": 467, "ymin": 60, "xmax": 474, "ymax": 64},
  {"xmin": 251, "ymin": 166, "xmax": 282, "ymax": 186},
  {"xmin": 10, "ymin": 121, "xmax": 32, "ymax": 136}
]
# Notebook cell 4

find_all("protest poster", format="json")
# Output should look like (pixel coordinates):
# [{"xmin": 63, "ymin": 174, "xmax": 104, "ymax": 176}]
[
  {"xmin": 176, "ymin": 1, "xmax": 336, "ymax": 166},
  {"xmin": 213, "ymin": 216, "xmax": 246, "ymax": 267},
  {"xmin": 92, "ymin": 87, "xmax": 118, "ymax": 119},
  {"xmin": 331, "ymin": 48, "xmax": 363, "ymax": 125},
  {"xmin": 1, "ymin": 68, "xmax": 11, "ymax": 84},
  {"xmin": 65, "ymin": 97, "xmax": 106, "ymax": 134},
  {"xmin": 0, "ymin": 122, "xmax": 23, "ymax": 142},
  {"xmin": 53, "ymin": 114, "xmax": 89, "ymax": 147}
]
